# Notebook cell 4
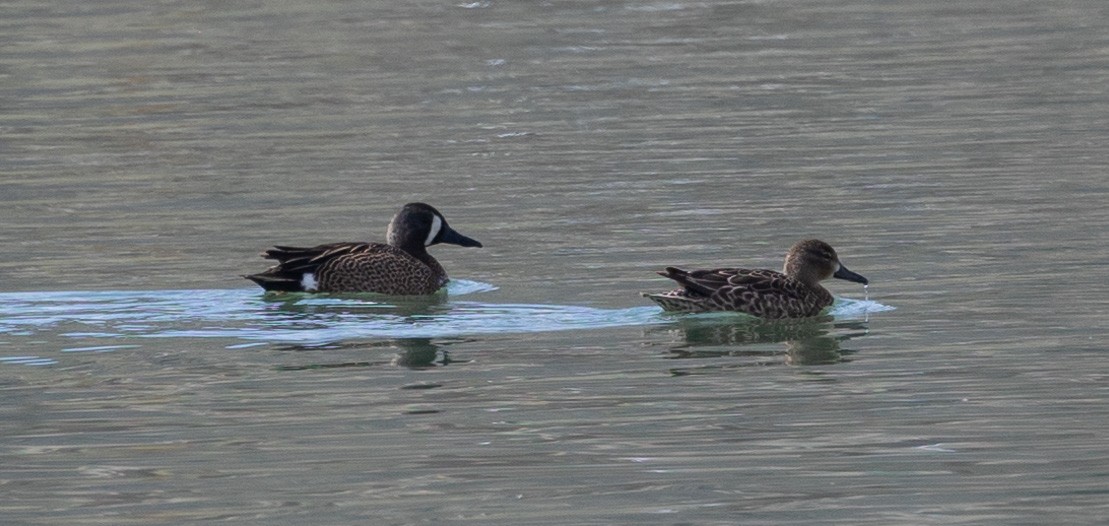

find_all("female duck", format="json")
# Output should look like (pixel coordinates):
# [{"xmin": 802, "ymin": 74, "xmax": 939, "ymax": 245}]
[
  {"xmin": 245, "ymin": 203, "xmax": 482, "ymax": 295},
  {"xmin": 643, "ymin": 239, "xmax": 868, "ymax": 318}
]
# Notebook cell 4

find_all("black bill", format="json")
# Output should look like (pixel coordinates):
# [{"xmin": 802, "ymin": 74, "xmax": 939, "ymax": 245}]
[
  {"xmin": 439, "ymin": 226, "xmax": 483, "ymax": 248},
  {"xmin": 833, "ymin": 264, "xmax": 868, "ymax": 285}
]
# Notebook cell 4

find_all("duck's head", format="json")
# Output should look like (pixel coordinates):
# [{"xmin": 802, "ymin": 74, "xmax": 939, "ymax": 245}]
[
  {"xmin": 386, "ymin": 203, "xmax": 483, "ymax": 251},
  {"xmin": 783, "ymin": 239, "xmax": 868, "ymax": 286}
]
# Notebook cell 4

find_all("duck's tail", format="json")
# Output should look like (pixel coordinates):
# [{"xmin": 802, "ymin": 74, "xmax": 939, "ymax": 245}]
[
  {"xmin": 243, "ymin": 244, "xmax": 329, "ymax": 292},
  {"xmin": 243, "ymin": 271, "xmax": 306, "ymax": 292},
  {"xmin": 641, "ymin": 289, "xmax": 709, "ymax": 313}
]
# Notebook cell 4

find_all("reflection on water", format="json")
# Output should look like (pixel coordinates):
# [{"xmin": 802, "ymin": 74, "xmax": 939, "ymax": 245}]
[
  {"xmin": 389, "ymin": 338, "xmax": 449, "ymax": 368},
  {"xmin": 655, "ymin": 312, "xmax": 871, "ymax": 368},
  {"xmin": 274, "ymin": 338, "xmax": 456, "ymax": 370},
  {"xmin": 263, "ymin": 291, "xmax": 451, "ymax": 318}
]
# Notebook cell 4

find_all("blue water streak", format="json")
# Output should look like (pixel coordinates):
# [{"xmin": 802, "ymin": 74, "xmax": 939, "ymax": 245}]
[{"xmin": 0, "ymin": 281, "xmax": 893, "ymax": 347}]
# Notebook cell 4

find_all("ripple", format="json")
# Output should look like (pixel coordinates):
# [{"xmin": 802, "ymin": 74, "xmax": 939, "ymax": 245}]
[
  {"xmin": 0, "ymin": 355, "xmax": 59, "ymax": 366},
  {"xmin": 832, "ymin": 297, "xmax": 896, "ymax": 319},
  {"xmin": 0, "ymin": 282, "xmax": 893, "ymax": 346}
]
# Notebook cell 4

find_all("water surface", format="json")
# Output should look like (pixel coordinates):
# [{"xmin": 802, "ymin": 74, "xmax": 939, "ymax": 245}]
[{"xmin": 2, "ymin": 0, "xmax": 1108, "ymax": 524}]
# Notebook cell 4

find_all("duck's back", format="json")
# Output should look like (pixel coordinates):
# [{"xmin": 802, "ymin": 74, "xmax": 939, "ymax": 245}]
[
  {"xmin": 648, "ymin": 267, "xmax": 834, "ymax": 318},
  {"xmin": 314, "ymin": 243, "xmax": 446, "ymax": 294},
  {"xmin": 246, "ymin": 242, "xmax": 446, "ymax": 294}
]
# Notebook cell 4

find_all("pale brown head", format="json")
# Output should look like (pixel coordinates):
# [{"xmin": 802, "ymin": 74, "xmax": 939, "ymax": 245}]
[{"xmin": 782, "ymin": 239, "xmax": 868, "ymax": 287}]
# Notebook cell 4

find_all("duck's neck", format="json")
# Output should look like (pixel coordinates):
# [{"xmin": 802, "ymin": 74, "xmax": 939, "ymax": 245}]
[
  {"xmin": 396, "ymin": 241, "xmax": 444, "ymax": 274},
  {"xmin": 419, "ymin": 250, "xmax": 446, "ymax": 277},
  {"xmin": 784, "ymin": 265, "xmax": 824, "ymax": 290}
]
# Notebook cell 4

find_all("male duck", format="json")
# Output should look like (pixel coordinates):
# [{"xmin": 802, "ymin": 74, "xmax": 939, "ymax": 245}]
[
  {"xmin": 245, "ymin": 202, "xmax": 482, "ymax": 295},
  {"xmin": 642, "ymin": 239, "xmax": 868, "ymax": 318}
]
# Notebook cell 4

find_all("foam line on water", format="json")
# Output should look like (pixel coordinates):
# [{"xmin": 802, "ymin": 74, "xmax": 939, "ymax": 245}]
[{"xmin": 0, "ymin": 284, "xmax": 894, "ymax": 346}]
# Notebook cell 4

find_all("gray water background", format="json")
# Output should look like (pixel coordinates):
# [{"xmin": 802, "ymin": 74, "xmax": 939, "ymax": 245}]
[{"xmin": 2, "ymin": 0, "xmax": 1109, "ymax": 524}]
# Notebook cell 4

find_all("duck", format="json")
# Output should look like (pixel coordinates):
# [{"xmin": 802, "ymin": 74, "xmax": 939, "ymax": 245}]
[
  {"xmin": 244, "ymin": 202, "xmax": 482, "ymax": 295},
  {"xmin": 642, "ymin": 239, "xmax": 868, "ymax": 318}
]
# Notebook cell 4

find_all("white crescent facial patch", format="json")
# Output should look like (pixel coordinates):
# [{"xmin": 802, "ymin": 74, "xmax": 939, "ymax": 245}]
[{"xmin": 425, "ymin": 215, "xmax": 442, "ymax": 246}]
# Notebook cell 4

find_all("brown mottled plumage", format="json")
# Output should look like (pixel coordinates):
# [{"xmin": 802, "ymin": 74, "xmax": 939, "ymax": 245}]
[
  {"xmin": 244, "ymin": 203, "xmax": 482, "ymax": 295},
  {"xmin": 642, "ymin": 239, "xmax": 868, "ymax": 318}
]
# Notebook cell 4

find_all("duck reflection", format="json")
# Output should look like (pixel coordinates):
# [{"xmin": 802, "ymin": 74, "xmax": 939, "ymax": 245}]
[
  {"xmin": 275, "ymin": 337, "xmax": 459, "ymax": 370},
  {"xmin": 654, "ymin": 314, "xmax": 869, "ymax": 368},
  {"xmin": 259, "ymin": 291, "xmax": 449, "ymax": 318},
  {"xmin": 390, "ymin": 338, "xmax": 454, "ymax": 368}
]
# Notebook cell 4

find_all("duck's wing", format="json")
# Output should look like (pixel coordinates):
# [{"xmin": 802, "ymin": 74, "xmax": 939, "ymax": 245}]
[
  {"xmin": 245, "ymin": 242, "xmax": 399, "ymax": 292},
  {"xmin": 657, "ymin": 267, "xmax": 779, "ymax": 296},
  {"xmin": 263, "ymin": 242, "xmax": 373, "ymax": 270}
]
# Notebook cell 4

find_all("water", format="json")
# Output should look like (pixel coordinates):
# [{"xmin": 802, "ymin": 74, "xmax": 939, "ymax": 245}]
[
  {"xmin": 3, "ymin": 0, "xmax": 1109, "ymax": 524},
  {"xmin": 0, "ymin": 282, "xmax": 887, "ymax": 368}
]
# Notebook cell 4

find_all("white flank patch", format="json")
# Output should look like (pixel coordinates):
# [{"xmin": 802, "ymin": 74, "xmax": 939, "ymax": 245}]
[
  {"xmin": 300, "ymin": 273, "xmax": 319, "ymax": 292},
  {"xmin": 425, "ymin": 215, "xmax": 443, "ymax": 246}
]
